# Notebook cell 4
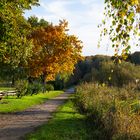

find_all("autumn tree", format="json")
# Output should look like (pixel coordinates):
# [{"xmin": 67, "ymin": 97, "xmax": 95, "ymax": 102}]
[
  {"xmin": 27, "ymin": 19, "xmax": 83, "ymax": 83},
  {"xmin": 100, "ymin": 0, "xmax": 140, "ymax": 58}
]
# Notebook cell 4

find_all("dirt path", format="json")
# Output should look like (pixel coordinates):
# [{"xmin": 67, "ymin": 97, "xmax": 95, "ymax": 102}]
[{"xmin": 0, "ymin": 89, "xmax": 74, "ymax": 140}]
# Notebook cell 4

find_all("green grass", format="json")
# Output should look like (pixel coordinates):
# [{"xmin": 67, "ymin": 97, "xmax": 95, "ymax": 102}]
[
  {"xmin": 0, "ymin": 91, "xmax": 63, "ymax": 113},
  {"xmin": 26, "ymin": 98, "xmax": 91, "ymax": 140},
  {"xmin": 0, "ymin": 87, "xmax": 15, "ymax": 91}
]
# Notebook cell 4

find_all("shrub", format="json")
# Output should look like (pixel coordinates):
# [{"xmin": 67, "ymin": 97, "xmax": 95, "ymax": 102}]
[
  {"xmin": 45, "ymin": 84, "xmax": 54, "ymax": 92},
  {"xmin": 15, "ymin": 80, "xmax": 28, "ymax": 98},
  {"xmin": 75, "ymin": 83, "xmax": 140, "ymax": 140},
  {"xmin": 26, "ymin": 83, "xmax": 54, "ymax": 95},
  {"xmin": 27, "ymin": 82, "xmax": 43, "ymax": 95},
  {"xmin": 26, "ymin": 84, "xmax": 34, "ymax": 95}
]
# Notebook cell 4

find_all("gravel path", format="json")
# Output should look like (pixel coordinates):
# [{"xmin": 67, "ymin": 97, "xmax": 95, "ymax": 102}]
[{"xmin": 0, "ymin": 89, "xmax": 74, "ymax": 140}]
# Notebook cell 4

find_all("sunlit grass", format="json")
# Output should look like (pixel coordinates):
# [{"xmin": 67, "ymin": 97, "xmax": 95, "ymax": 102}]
[
  {"xmin": 26, "ymin": 98, "xmax": 90, "ymax": 140},
  {"xmin": 0, "ymin": 87, "xmax": 15, "ymax": 91},
  {"xmin": 0, "ymin": 91, "xmax": 63, "ymax": 113}
]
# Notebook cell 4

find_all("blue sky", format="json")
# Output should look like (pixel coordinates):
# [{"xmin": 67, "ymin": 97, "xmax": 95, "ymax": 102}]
[{"xmin": 24, "ymin": 0, "xmax": 139, "ymax": 56}]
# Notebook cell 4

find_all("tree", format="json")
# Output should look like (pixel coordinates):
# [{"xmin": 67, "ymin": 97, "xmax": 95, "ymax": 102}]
[
  {"xmin": 0, "ymin": 0, "xmax": 40, "ymax": 84},
  {"xmin": 0, "ymin": 0, "xmax": 39, "ymax": 66},
  {"xmin": 27, "ymin": 20, "xmax": 83, "ymax": 83},
  {"xmin": 0, "ymin": 62, "xmax": 27, "ymax": 86},
  {"xmin": 130, "ymin": 51, "xmax": 140, "ymax": 64},
  {"xmin": 100, "ymin": 0, "xmax": 140, "ymax": 58},
  {"xmin": 28, "ymin": 16, "xmax": 48, "ymax": 28}
]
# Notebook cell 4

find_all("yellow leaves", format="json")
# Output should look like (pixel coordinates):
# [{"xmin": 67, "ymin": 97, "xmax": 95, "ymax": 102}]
[
  {"xmin": 28, "ymin": 20, "xmax": 83, "ymax": 81},
  {"xmin": 45, "ymin": 73, "xmax": 56, "ymax": 81},
  {"xmin": 118, "ymin": 59, "xmax": 122, "ymax": 64},
  {"xmin": 121, "ymin": 50, "xmax": 129, "ymax": 60},
  {"xmin": 136, "ymin": 6, "xmax": 140, "ymax": 12},
  {"xmin": 108, "ymin": 76, "xmax": 112, "ymax": 81},
  {"xmin": 119, "ymin": 11, "xmax": 126, "ymax": 18},
  {"xmin": 102, "ymin": 0, "xmax": 139, "ymax": 59},
  {"xmin": 102, "ymin": 83, "xmax": 106, "ymax": 87},
  {"xmin": 136, "ymin": 0, "xmax": 140, "ymax": 12},
  {"xmin": 131, "ymin": 0, "xmax": 139, "ymax": 5}
]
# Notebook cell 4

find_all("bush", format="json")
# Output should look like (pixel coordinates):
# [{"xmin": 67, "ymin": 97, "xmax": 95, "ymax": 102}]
[
  {"xmin": 26, "ymin": 83, "xmax": 54, "ymax": 95},
  {"xmin": 75, "ymin": 83, "xmax": 140, "ymax": 140},
  {"xmin": 27, "ymin": 82, "xmax": 43, "ymax": 95},
  {"xmin": 15, "ymin": 80, "xmax": 28, "ymax": 98},
  {"xmin": 45, "ymin": 84, "xmax": 54, "ymax": 92}
]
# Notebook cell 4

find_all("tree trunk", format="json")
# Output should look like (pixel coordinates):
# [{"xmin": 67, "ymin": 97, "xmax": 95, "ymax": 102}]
[
  {"xmin": 11, "ymin": 76, "xmax": 15, "ymax": 86},
  {"xmin": 42, "ymin": 73, "xmax": 47, "ymax": 93},
  {"xmin": 28, "ymin": 76, "xmax": 33, "ymax": 84}
]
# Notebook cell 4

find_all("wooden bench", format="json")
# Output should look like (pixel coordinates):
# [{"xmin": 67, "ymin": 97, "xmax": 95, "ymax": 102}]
[
  {"xmin": 0, "ymin": 92, "xmax": 5, "ymax": 100},
  {"xmin": 6, "ymin": 91, "xmax": 16, "ymax": 96},
  {"xmin": 0, "ymin": 91, "xmax": 16, "ymax": 100}
]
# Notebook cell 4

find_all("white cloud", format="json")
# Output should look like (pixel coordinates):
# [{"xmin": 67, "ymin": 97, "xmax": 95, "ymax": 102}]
[
  {"xmin": 79, "ymin": 0, "xmax": 99, "ymax": 5},
  {"xmin": 25, "ymin": 0, "xmax": 139, "ymax": 56},
  {"xmin": 40, "ymin": 1, "xmax": 71, "ymax": 18},
  {"xmin": 35, "ymin": 0, "xmax": 106, "ymax": 56}
]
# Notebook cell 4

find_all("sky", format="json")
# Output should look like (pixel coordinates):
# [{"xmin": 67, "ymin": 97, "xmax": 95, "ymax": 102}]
[{"xmin": 24, "ymin": 0, "xmax": 139, "ymax": 56}]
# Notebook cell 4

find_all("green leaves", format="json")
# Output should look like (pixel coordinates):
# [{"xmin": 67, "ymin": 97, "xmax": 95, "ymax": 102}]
[
  {"xmin": 27, "ymin": 16, "xmax": 49, "ymax": 28},
  {"xmin": 100, "ymin": 0, "xmax": 140, "ymax": 58},
  {"xmin": 0, "ymin": 0, "xmax": 38, "ymax": 66}
]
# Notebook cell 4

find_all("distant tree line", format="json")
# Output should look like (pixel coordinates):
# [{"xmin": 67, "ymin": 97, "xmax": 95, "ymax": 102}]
[{"xmin": 67, "ymin": 52, "xmax": 140, "ymax": 87}]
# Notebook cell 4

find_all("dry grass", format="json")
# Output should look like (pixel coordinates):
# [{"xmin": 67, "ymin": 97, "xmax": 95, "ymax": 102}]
[{"xmin": 75, "ymin": 83, "xmax": 140, "ymax": 140}]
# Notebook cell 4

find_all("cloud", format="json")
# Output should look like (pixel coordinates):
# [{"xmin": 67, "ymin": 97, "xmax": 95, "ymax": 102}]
[
  {"xmin": 40, "ymin": 0, "xmax": 71, "ymax": 17},
  {"xmin": 27, "ymin": 0, "xmax": 138, "ymax": 56}
]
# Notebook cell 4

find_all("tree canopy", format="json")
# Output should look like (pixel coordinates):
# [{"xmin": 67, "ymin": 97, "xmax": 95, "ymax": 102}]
[
  {"xmin": 0, "ymin": 1, "xmax": 83, "ymax": 84},
  {"xmin": 0, "ymin": 0, "xmax": 39, "ymax": 66},
  {"xmin": 27, "ymin": 19, "xmax": 83, "ymax": 81},
  {"xmin": 28, "ymin": 16, "xmax": 49, "ymax": 28}
]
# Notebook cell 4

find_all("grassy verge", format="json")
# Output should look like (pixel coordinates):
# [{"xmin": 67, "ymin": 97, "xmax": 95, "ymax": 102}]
[
  {"xmin": 0, "ymin": 87, "xmax": 15, "ymax": 91},
  {"xmin": 0, "ymin": 91, "xmax": 63, "ymax": 113},
  {"xmin": 75, "ymin": 83, "xmax": 140, "ymax": 140},
  {"xmin": 26, "ymin": 98, "xmax": 91, "ymax": 140}
]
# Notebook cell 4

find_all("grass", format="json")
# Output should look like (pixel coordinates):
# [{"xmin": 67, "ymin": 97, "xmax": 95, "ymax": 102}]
[
  {"xmin": 26, "ymin": 98, "xmax": 91, "ymax": 140},
  {"xmin": 0, "ymin": 87, "xmax": 15, "ymax": 91},
  {"xmin": 75, "ymin": 83, "xmax": 140, "ymax": 140},
  {"xmin": 0, "ymin": 91, "xmax": 63, "ymax": 113}
]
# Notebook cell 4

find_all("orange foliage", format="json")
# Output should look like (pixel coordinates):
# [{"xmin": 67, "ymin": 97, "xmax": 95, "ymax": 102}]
[{"xmin": 28, "ymin": 20, "xmax": 83, "ymax": 81}]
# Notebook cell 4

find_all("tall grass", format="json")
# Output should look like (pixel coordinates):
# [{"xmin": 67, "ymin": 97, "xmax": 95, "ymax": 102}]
[{"xmin": 75, "ymin": 83, "xmax": 140, "ymax": 140}]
